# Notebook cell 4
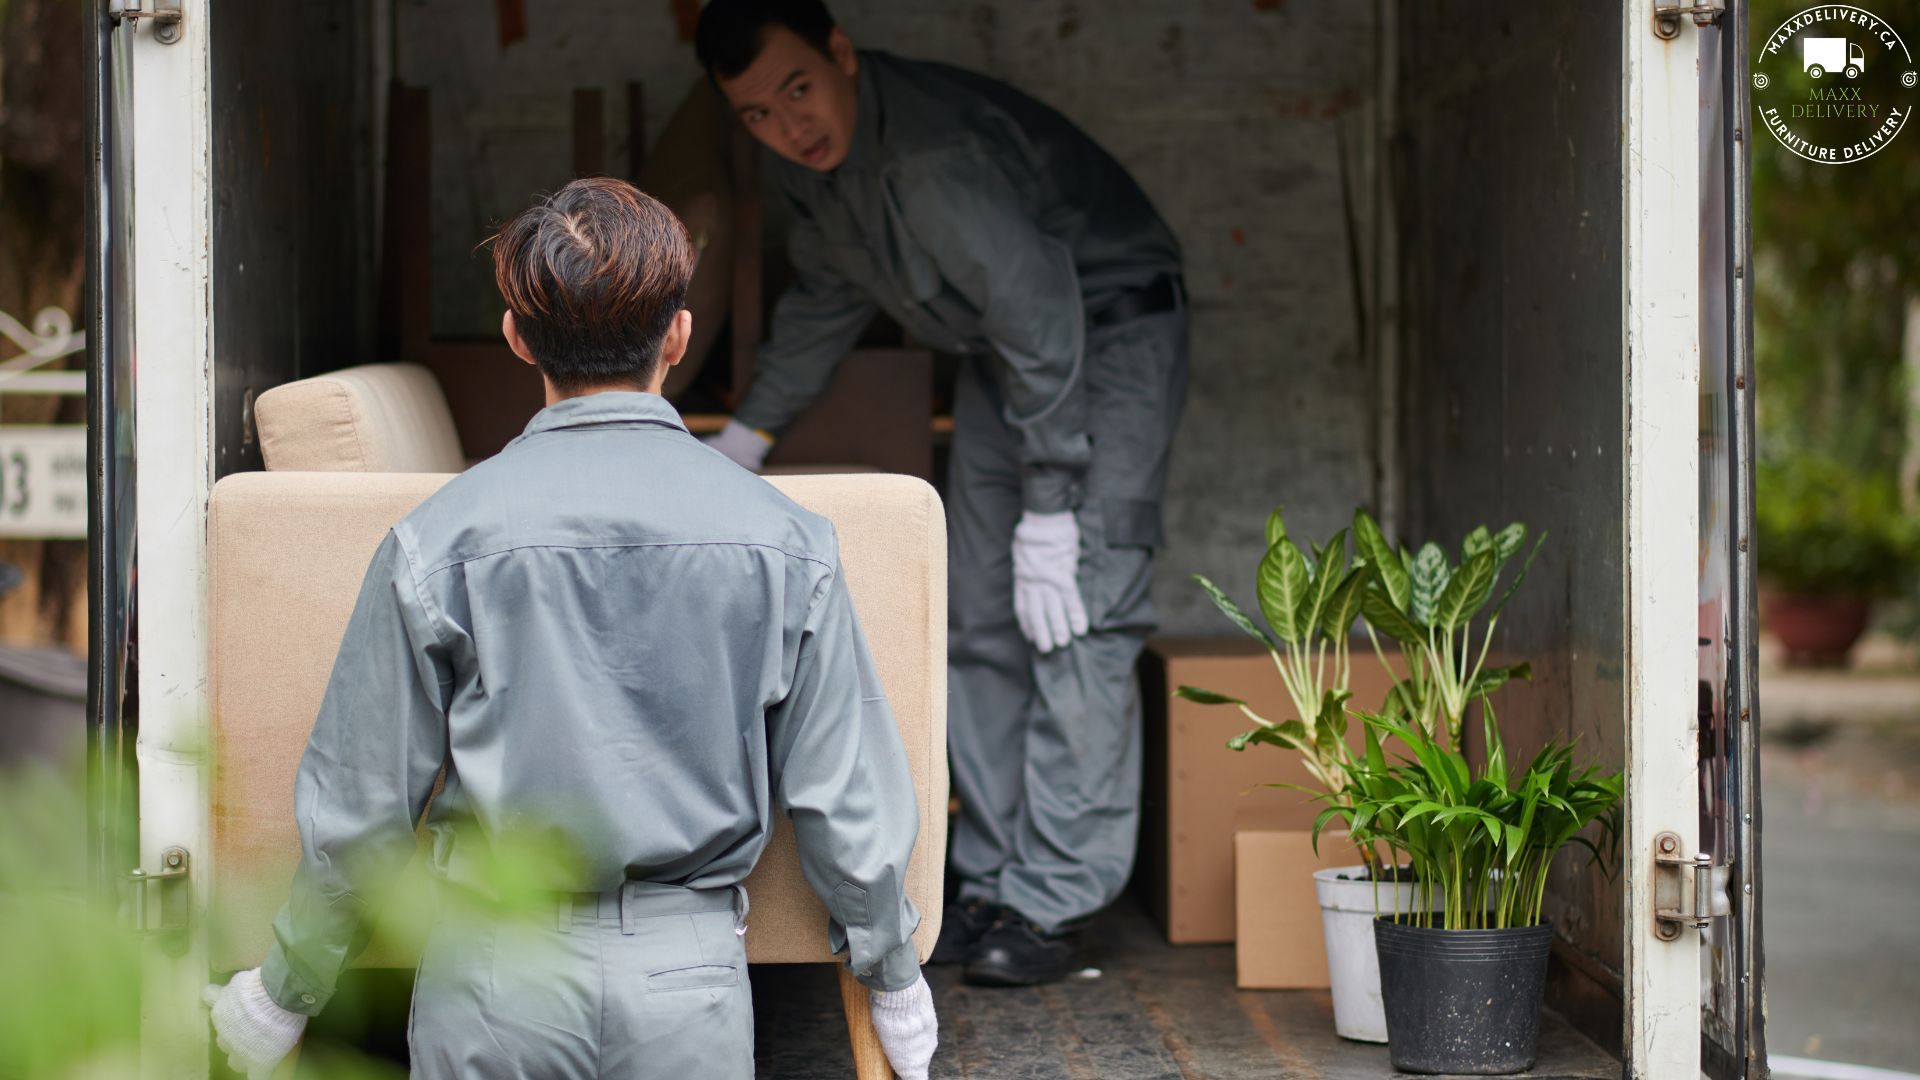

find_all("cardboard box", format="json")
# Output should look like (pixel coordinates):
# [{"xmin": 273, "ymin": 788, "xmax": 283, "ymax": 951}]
[
  {"xmin": 1234, "ymin": 829, "xmax": 1351, "ymax": 988},
  {"xmin": 1137, "ymin": 637, "xmax": 1399, "ymax": 943}
]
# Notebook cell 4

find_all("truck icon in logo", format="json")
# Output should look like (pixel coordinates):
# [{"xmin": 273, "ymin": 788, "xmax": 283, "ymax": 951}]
[{"xmin": 1803, "ymin": 37, "xmax": 1867, "ymax": 79}]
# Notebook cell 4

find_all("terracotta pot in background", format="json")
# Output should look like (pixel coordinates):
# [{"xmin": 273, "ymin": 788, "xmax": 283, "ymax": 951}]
[{"xmin": 1761, "ymin": 591, "xmax": 1871, "ymax": 667}]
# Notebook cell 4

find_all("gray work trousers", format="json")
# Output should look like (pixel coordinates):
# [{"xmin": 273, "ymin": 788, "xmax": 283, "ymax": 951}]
[
  {"xmin": 947, "ymin": 304, "xmax": 1190, "ymax": 932},
  {"xmin": 408, "ymin": 881, "xmax": 753, "ymax": 1079}
]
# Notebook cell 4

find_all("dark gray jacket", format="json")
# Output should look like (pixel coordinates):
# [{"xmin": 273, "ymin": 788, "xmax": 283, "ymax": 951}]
[{"xmin": 736, "ymin": 51, "xmax": 1181, "ymax": 514}]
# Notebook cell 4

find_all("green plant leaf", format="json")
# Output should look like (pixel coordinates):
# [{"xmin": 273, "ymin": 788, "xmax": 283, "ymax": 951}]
[
  {"xmin": 1315, "ymin": 696, "xmax": 1346, "ymax": 764},
  {"xmin": 1239, "ymin": 719, "xmax": 1315, "ymax": 756},
  {"xmin": 1433, "ymin": 548, "xmax": 1498, "ymax": 631},
  {"xmin": 1362, "ymin": 713, "xmax": 1388, "ymax": 772},
  {"xmin": 1192, "ymin": 575, "xmax": 1279, "ymax": 649},
  {"xmin": 1320, "ymin": 562, "xmax": 1374, "ymax": 639},
  {"xmin": 1470, "ymin": 662, "xmax": 1533, "ymax": 698},
  {"xmin": 1489, "ymin": 532, "xmax": 1548, "ymax": 618},
  {"xmin": 1409, "ymin": 543, "xmax": 1451, "ymax": 625},
  {"xmin": 1174, "ymin": 685, "xmax": 1244, "ymax": 706},
  {"xmin": 1302, "ymin": 527, "xmax": 1351, "ymax": 632},
  {"xmin": 1257, "ymin": 540, "xmax": 1312, "ymax": 644},
  {"xmin": 1266, "ymin": 507, "xmax": 1288, "ymax": 548},
  {"xmin": 1361, "ymin": 582, "xmax": 1426, "ymax": 643},
  {"xmin": 1353, "ymin": 509, "xmax": 1410, "ymax": 611},
  {"xmin": 1462, "ymin": 526, "xmax": 1493, "ymax": 560},
  {"xmin": 1318, "ymin": 690, "xmax": 1352, "ymax": 741},
  {"xmin": 1493, "ymin": 522, "xmax": 1528, "ymax": 562}
]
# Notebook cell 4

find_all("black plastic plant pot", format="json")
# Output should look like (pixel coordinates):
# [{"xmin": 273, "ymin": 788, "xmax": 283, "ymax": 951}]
[{"xmin": 1374, "ymin": 917, "xmax": 1554, "ymax": 1075}]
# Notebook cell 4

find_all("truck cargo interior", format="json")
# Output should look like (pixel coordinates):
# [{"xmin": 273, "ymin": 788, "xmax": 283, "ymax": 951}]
[{"xmin": 189, "ymin": 2, "xmax": 1702, "ymax": 1073}]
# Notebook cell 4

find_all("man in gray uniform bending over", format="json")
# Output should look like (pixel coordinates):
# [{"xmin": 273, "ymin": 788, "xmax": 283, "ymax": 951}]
[
  {"xmin": 697, "ymin": 1, "xmax": 1188, "ymax": 986},
  {"xmin": 201, "ymin": 179, "xmax": 937, "ymax": 1079}
]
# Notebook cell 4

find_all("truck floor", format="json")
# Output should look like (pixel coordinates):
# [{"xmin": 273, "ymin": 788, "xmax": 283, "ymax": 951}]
[{"xmin": 752, "ymin": 896, "xmax": 1620, "ymax": 1079}]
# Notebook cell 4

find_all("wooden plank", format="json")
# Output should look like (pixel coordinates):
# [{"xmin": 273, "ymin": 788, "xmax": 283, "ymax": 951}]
[
  {"xmin": 377, "ymin": 83, "xmax": 432, "ymax": 363},
  {"xmin": 837, "ymin": 966, "xmax": 894, "ymax": 1080}
]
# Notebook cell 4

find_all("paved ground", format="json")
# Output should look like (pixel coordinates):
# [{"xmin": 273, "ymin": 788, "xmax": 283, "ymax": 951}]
[
  {"xmin": 753, "ymin": 900, "xmax": 1615, "ymax": 1079},
  {"xmin": 1760, "ymin": 650, "xmax": 1920, "ymax": 1075}
]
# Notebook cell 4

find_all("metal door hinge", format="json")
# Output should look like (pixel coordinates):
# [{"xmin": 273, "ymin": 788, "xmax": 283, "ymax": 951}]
[
  {"xmin": 1653, "ymin": 1, "xmax": 1725, "ymax": 39},
  {"xmin": 106, "ymin": 0, "xmax": 185, "ymax": 45},
  {"xmin": 1651, "ymin": 830, "xmax": 1724, "ymax": 940},
  {"xmin": 124, "ymin": 846, "xmax": 191, "ymax": 954}
]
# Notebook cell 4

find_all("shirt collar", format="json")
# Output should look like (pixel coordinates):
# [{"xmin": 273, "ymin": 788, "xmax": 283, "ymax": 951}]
[
  {"xmin": 511, "ymin": 391, "xmax": 689, "ymax": 444},
  {"xmin": 836, "ymin": 54, "xmax": 885, "ymax": 174}
]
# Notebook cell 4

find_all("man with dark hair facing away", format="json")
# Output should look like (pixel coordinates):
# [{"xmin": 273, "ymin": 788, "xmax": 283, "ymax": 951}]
[
  {"xmin": 696, "ymin": 1, "xmax": 1188, "ymax": 987},
  {"xmin": 201, "ymin": 178, "xmax": 938, "ymax": 1079}
]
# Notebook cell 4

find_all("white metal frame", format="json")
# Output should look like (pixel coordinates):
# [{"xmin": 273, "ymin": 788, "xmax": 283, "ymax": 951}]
[
  {"xmin": 127, "ymin": 2, "xmax": 215, "ymax": 1074},
  {"xmin": 1621, "ymin": 7, "xmax": 1707, "ymax": 1075},
  {"xmin": 112, "ymin": 3, "xmax": 1713, "ymax": 1074}
]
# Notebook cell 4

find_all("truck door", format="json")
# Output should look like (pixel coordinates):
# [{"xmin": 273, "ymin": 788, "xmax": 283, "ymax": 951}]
[
  {"xmin": 1697, "ymin": 5, "xmax": 1767, "ymax": 1078},
  {"xmin": 1624, "ymin": 3, "xmax": 1766, "ymax": 1076},
  {"xmin": 86, "ymin": 0, "xmax": 217, "ymax": 1072}
]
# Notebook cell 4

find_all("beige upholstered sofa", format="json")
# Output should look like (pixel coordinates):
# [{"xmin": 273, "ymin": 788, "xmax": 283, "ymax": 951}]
[{"xmin": 210, "ymin": 363, "xmax": 946, "ymax": 1077}]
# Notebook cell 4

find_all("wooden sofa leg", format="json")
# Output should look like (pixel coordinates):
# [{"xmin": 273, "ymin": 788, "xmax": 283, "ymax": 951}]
[{"xmin": 837, "ymin": 965, "xmax": 895, "ymax": 1080}]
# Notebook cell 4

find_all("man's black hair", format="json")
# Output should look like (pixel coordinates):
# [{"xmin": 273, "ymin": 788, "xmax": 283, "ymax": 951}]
[
  {"xmin": 491, "ymin": 178, "xmax": 696, "ymax": 392},
  {"xmin": 694, "ymin": 0, "xmax": 838, "ymax": 80}
]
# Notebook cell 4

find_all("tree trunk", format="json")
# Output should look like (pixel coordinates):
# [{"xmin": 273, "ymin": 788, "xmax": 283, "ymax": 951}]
[{"xmin": 0, "ymin": 0, "xmax": 88, "ymax": 652}]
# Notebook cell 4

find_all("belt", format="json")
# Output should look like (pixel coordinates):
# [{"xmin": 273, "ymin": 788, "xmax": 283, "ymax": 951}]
[
  {"xmin": 551, "ymin": 880, "xmax": 749, "ymax": 936},
  {"xmin": 1088, "ymin": 274, "xmax": 1184, "ymax": 330}
]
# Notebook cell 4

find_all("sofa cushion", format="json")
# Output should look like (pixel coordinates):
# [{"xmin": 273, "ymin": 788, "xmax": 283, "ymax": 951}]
[{"xmin": 255, "ymin": 363, "xmax": 465, "ymax": 473}]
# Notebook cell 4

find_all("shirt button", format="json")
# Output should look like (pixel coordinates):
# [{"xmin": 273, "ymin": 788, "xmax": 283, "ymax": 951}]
[{"xmin": 300, "ymin": 993, "xmax": 316, "ymax": 1005}]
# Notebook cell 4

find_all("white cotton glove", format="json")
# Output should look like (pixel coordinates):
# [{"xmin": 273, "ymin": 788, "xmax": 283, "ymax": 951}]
[
  {"xmin": 1012, "ymin": 509, "xmax": 1089, "ymax": 654},
  {"xmin": 201, "ymin": 968, "xmax": 306, "ymax": 1080},
  {"xmin": 703, "ymin": 419, "xmax": 774, "ymax": 472},
  {"xmin": 870, "ymin": 973, "xmax": 938, "ymax": 1080}
]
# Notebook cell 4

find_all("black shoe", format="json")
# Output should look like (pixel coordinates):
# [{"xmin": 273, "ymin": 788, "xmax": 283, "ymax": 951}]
[
  {"xmin": 931, "ymin": 899, "xmax": 1002, "ymax": 965},
  {"xmin": 963, "ymin": 915, "xmax": 1081, "ymax": 987}
]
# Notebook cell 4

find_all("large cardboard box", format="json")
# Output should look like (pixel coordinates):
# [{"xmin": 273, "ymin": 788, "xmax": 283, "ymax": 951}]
[
  {"xmin": 1233, "ymin": 829, "xmax": 1351, "ymax": 988},
  {"xmin": 1137, "ymin": 637, "xmax": 1398, "ymax": 943}
]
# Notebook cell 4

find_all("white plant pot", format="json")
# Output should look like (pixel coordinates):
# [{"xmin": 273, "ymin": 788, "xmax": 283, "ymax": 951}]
[{"xmin": 1314, "ymin": 865, "xmax": 1432, "ymax": 1043}]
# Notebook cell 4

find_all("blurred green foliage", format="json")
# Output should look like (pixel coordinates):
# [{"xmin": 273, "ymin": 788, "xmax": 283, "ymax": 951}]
[
  {"xmin": 0, "ymin": 764, "xmax": 592, "ymax": 1077},
  {"xmin": 1750, "ymin": 0, "xmax": 1920, "ymax": 594},
  {"xmin": 1755, "ymin": 455, "xmax": 1920, "ymax": 594},
  {"xmin": 0, "ymin": 767, "xmax": 143, "ymax": 1077}
]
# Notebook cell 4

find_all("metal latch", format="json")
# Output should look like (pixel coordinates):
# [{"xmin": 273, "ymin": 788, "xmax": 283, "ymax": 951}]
[
  {"xmin": 1653, "ymin": 1, "xmax": 1726, "ymax": 39},
  {"xmin": 106, "ymin": 0, "xmax": 185, "ymax": 45},
  {"xmin": 126, "ymin": 846, "xmax": 191, "ymax": 955},
  {"xmin": 1651, "ymin": 831, "xmax": 1716, "ymax": 941}
]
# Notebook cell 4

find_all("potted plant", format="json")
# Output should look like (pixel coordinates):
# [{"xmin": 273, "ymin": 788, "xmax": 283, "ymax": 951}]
[
  {"xmin": 1329, "ymin": 513, "xmax": 1623, "ymax": 1073},
  {"xmin": 1330, "ymin": 709, "xmax": 1623, "ymax": 1075},
  {"xmin": 1755, "ymin": 456, "xmax": 1917, "ymax": 665},
  {"xmin": 1174, "ymin": 508, "xmax": 1421, "ymax": 1042}
]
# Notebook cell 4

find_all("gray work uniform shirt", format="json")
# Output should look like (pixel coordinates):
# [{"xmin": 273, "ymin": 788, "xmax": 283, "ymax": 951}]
[
  {"xmin": 260, "ymin": 392, "xmax": 923, "ymax": 1014},
  {"xmin": 735, "ymin": 51, "xmax": 1182, "ymax": 515}
]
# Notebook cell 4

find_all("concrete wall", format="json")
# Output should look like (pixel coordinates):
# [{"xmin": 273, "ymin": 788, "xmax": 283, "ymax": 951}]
[
  {"xmin": 1395, "ymin": 2, "xmax": 1627, "ymax": 1051},
  {"xmin": 394, "ymin": 0, "xmax": 1383, "ymax": 637}
]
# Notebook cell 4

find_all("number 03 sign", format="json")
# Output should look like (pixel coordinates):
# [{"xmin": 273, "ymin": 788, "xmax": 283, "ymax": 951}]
[{"xmin": 0, "ymin": 426, "xmax": 88, "ymax": 539}]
